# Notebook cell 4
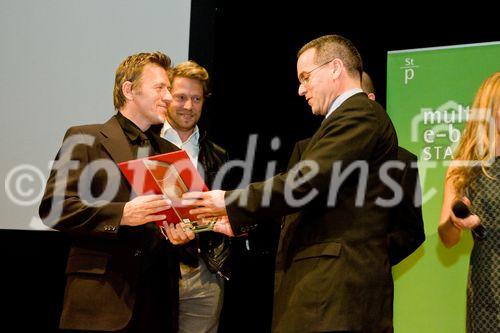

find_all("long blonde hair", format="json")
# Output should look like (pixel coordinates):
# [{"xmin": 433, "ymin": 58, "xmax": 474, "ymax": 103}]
[{"xmin": 448, "ymin": 72, "xmax": 500, "ymax": 195}]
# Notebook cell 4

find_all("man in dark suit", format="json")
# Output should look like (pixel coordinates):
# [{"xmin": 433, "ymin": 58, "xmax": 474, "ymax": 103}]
[
  {"xmin": 185, "ymin": 35, "xmax": 398, "ymax": 332},
  {"xmin": 361, "ymin": 71, "xmax": 425, "ymax": 265},
  {"xmin": 39, "ymin": 52, "xmax": 191, "ymax": 332},
  {"xmin": 286, "ymin": 71, "xmax": 425, "ymax": 267}
]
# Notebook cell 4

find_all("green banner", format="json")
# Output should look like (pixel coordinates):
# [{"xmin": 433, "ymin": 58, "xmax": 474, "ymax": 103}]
[{"xmin": 387, "ymin": 42, "xmax": 500, "ymax": 332}]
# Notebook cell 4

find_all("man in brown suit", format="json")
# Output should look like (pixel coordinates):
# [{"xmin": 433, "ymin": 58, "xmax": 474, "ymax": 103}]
[
  {"xmin": 185, "ymin": 35, "xmax": 398, "ymax": 332},
  {"xmin": 39, "ymin": 52, "xmax": 192, "ymax": 332}
]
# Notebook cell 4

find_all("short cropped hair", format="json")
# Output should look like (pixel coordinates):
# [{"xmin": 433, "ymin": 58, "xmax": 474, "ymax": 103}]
[{"xmin": 298, "ymin": 35, "xmax": 363, "ymax": 80}]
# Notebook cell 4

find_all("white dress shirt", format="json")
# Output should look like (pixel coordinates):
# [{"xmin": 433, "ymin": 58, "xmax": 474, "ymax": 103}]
[
  {"xmin": 160, "ymin": 121, "xmax": 200, "ymax": 169},
  {"xmin": 325, "ymin": 88, "xmax": 364, "ymax": 120}
]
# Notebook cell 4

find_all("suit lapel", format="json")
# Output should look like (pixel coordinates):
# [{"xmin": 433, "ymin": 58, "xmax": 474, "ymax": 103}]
[
  {"xmin": 277, "ymin": 93, "xmax": 368, "ymax": 270},
  {"xmin": 150, "ymin": 130, "xmax": 181, "ymax": 154},
  {"xmin": 100, "ymin": 117, "xmax": 181, "ymax": 162},
  {"xmin": 303, "ymin": 92, "xmax": 366, "ymax": 156},
  {"xmin": 99, "ymin": 116, "xmax": 134, "ymax": 164}
]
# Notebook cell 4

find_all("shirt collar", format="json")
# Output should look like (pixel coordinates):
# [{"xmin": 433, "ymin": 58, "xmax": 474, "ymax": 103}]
[
  {"xmin": 115, "ymin": 112, "xmax": 147, "ymax": 143},
  {"xmin": 325, "ymin": 88, "xmax": 364, "ymax": 119},
  {"xmin": 160, "ymin": 120, "xmax": 200, "ymax": 146}
]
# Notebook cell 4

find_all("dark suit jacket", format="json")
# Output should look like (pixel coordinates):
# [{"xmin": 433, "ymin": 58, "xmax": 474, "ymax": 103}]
[
  {"xmin": 388, "ymin": 147, "xmax": 425, "ymax": 265},
  {"xmin": 39, "ymin": 116, "xmax": 180, "ymax": 332},
  {"xmin": 289, "ymin": 141, "xmax": 425, "ymax": 266},
  {"xmin": 225, "ymin": 93, "xmax": 397, "ymax": 333}
]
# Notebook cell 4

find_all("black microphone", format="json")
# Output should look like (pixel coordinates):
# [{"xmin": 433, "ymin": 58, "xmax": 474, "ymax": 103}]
[
  {"xmin": 451, "ymin": 200, "xmax": 487, "ymax": 240},
  {"xmin": 451, "ymin": 200, "xmax": 470, "ymax": 219}
]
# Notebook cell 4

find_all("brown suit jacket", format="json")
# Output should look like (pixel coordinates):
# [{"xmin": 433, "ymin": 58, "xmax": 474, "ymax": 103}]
[
  {"xmin": 225, "ymin": 93, "xmax": 397, "ymax": 332},
  {"xmin": 39, "ymin": 116, "xmax": 180, "ymax": 332}
]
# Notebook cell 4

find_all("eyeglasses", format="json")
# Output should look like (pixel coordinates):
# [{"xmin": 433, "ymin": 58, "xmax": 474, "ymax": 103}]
[{"xmin": 298, "ymin": 58, "xmax": 334, "ymax": 85}]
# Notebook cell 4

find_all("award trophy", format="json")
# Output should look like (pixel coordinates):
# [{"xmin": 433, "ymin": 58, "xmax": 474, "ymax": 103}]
[
  {"xmin": 118, "ymin": 150, "xmax": 215, "ymax": 233},
  {"xmin": 144, "ymin": 159, "xmax": 216, "ymax": 233}
]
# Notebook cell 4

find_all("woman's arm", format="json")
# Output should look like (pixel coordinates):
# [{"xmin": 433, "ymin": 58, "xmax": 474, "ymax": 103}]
[{"xmin": 438, "ymin": 166, "xmax": 481, "ymax": 248}]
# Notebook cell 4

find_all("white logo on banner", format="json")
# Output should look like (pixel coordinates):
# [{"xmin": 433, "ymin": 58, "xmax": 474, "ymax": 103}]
[{"xmin": 400, "ymin": 58, "xmax": 419, "ymax": 84}]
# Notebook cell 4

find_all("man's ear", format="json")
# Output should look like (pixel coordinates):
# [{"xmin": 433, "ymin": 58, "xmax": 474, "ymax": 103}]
[
  {"xmin": 331, "ymin": 59, "xmax": 343, "ymax": 79},
  {"xmin": 122, "ymin": 81, "xmax": 134, "ymax": 101}
]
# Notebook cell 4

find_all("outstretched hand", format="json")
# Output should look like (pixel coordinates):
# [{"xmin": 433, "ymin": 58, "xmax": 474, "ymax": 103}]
[{"xmin": 182, "ymin": 190, "xmax": 228, "ymax": 219}]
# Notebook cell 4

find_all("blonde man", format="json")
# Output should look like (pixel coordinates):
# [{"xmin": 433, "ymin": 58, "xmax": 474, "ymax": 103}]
[
  {"xmin": 39, "ymin": 52, "xmax": 190, "ymax": 332},
  {"xmin": 161, "ymin": 61, "xmax": 230, "ymax": 333}
]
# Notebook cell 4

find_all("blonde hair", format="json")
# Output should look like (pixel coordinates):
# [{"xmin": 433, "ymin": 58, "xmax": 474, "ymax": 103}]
[
  {"xmin": 170, "ymin": 60, "xmax": 210, "ymax": 96},
  {"xmin": 448, "ymin": 72, "xmax": 500, "ymax": 195},
  {"xmin": 113, "ymin": 52, "xmax": 171, "ymax": 110}
]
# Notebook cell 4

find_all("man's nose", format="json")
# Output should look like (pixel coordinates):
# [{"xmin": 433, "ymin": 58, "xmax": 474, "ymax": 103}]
[
  {"xmin": 298, "ymin": 83, "xmax": 306, "ymax": 96},
  {"xmin": 184, "ymin": 99, "xmax": 193, "ymax": 110},
  {"xmin": 163, "ymin": 89, "xmax": 173, "ymax": 104}
]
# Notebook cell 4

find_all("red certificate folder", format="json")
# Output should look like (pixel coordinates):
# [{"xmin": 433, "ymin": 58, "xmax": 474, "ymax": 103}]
[{"xmin": 118, "ymin": 150, "xmax": 208, "ymax": 227}]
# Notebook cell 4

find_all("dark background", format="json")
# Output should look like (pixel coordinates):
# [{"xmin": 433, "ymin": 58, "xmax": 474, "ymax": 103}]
[{"xmin": 1, "ymin": 1, "xmax": 498, "ymax": 331}]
